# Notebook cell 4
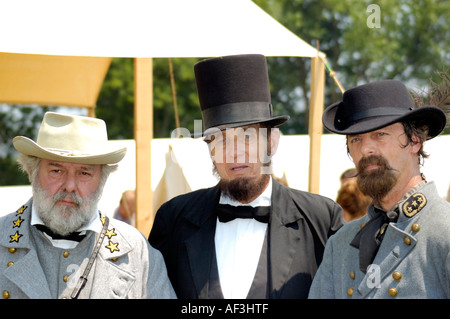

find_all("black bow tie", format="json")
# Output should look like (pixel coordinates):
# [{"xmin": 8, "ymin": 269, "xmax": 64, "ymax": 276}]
[
  {"xmin": 35, "ymin": 224, "xmax": 86, "ymax": 242},
  {"xmin": 215, "ymin": 204, "xmax": 271, "ymax": 223},
  {"xmin": 350, "ymin": 207, "xmax": 399, "ymax": 273}
]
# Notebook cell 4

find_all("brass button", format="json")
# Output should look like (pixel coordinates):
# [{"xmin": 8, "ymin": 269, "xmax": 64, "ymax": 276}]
[
  {"xmin": 63, "ymin": 251, "xmax": 70, "ymax": 258},
  {"xmin": 111, "ymin": 257, "xmax": 119, "ymax": 262},
  {"xmin": 349, "ymin": 270, "xmax": 355, "ymax": 280},
  {"xmin": 404, "ymin": 236, "xmax": 411, "ymax": 245},
  {"xmin": 411, "ymin": 223, "xmax": 420, "ymax": 233},
  {"xmin": 6, "ymin": 261, "xmax": 14, "ymax": 268},
  {"xmin": 388, "ymin": 287, "xmax": 398, "ymax": 297},
  {"xmin": 2, "ymin": 290, "xmax": 10, "ymax": 299},
  {"xmin": 8, "ymin": 248, "xmax": 17, "ymax": 254},
  {"xmin": 347, "ymin": 287, "xmax": 354, "ymax": 297},
  {"xmin": 63, "ymin": 275, "xmax": 69, "ymax": 282},
  {"xmin": 392, "ymin": 271, "xmax": 402, "ymax": 281}
]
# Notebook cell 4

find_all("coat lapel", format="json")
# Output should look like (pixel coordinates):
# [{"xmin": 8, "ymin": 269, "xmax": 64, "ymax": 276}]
[
  {"xmin": 184, "ymin": 186, "xmax": 220, "ymax": 298},
  {"xmin": 268, "ymin": 180, "xmax": 303, "ymax": 298}
]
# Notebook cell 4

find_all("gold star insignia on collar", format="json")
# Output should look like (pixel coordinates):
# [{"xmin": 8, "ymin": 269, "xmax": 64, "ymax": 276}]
[
  {"xmin": 9, "ymin": 231, "xmax": 23, "ymax": 243},
  {"xmin": 105, "ymin": 228, "xmax": 117, "ymax": 239},
  {"xmin": 13, "ymin": 216, "xmax": 24, "ymax": 228},
  {"xmin": 105, "ymin": 241, "xmax": 119, "ymax": 253},
  {"xmin": 16, "ymin": 205, "xmax": 27, "ymax": 215},
  {"xmin": 403, "ymin": 193, "xmax": 427, "ymax": 218},
  {"xmin": 100, "ymin": 214, "xmax": 106, "ymax": 225}
]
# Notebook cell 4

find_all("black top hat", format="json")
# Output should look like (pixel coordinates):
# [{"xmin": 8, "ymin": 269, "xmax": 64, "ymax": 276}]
[
  {"xmin": 322, "ymin": 80, "xmax": 446, "ymax": 139},
  {"xmin": 194, "ymin": 54, "xmax": 289, "ymax": 135}
]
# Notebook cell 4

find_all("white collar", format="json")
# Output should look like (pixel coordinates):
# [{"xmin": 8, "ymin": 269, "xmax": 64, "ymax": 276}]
[
  {"xmin": 31, "ymin": 203, "xmax": 103, "ymax": 249},
  {"xmin": 219, "ymin": 177, "xmax": 272, "ymax": 207}
]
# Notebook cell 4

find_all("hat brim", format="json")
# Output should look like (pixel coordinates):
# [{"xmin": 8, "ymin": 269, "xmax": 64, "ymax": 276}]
[
  {"xmin": 323, "ymin": 103, "xmax": 446, "ymax": 139},
  {"xmin": 191, "ymin": 115, "xmax": 290, "ymax": 138},
  {"xmin": 13, "ymin": 136, "xmax": 127, "ymax": 165}
]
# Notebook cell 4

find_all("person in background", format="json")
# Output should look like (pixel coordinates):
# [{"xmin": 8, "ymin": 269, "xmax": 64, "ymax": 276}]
[
  {"xmin": 336, "ymin": 178, "xmax": 371, "ymax": 222},
  {"xmin": 339, "ymin": 168, "xmax": 357, "ymax": 184},
  {"xmin": 336, "ymin": 168, "xmax": 371, "ymax": 222},
  {"xmin": 309, "ymin": 80, "xmax": 450, "ymax": 298},
  {"xmin": 114, "ymin": 189, "xmax": 136, "ymax": 226},
  {"xmin": 0, "ymin": 112, "xmax": 176, "ymax": 299},
  {"xmin": 149, "ymin": 54, "xmax": 344, "ymax": 299}
]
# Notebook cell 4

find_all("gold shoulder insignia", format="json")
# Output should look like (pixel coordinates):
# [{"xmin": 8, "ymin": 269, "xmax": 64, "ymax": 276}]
[
  {"xmin": 16, "ymin": 205, "xmax": 27, "ymax": 215},
  {"xmin": 105, "ymin": 241, "xmax": 120, "ymax": 253},
  {"xmin": 13, "ymin": 216, "xmax": 24, "ymax": 228},
  {"xmin": 100, "ymin": 214, "xmax": 106, "ymax": 225},
  {"xmin": 9, "ymin": 231, "xmax": 23, "ymax": 243},
  {"xmin": 105, "ymin": 228, "xmax": 117, "ymax": 239},
  {"xmin": 402, "ymin": 193, "xmax": 427, "ymax": 218}
]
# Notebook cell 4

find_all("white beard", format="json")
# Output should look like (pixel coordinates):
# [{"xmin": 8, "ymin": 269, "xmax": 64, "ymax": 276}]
[{"xmin": 32, "ymin": 179, "xmax": 100, "ymax": 236}]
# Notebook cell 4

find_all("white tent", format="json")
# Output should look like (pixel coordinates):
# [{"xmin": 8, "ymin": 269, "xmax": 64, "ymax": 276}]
[
  {"xmin": 0, "ymin": 0, "xmax": 322, "ymax": 58},
  {"xmin": 0, "ymin": 0, "xmax": 327, "ymax": 236}
]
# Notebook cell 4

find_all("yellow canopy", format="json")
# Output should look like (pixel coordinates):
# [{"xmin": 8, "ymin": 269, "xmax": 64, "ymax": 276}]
[{"xmin": 0, "ymin": 52, "xmax": 111, "ymax": 111}]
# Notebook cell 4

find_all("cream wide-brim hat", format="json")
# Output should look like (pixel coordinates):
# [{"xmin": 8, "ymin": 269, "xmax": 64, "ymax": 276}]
[{"xmin": 13, "ymin": 112, "xmax": 126, "ymax": 165}]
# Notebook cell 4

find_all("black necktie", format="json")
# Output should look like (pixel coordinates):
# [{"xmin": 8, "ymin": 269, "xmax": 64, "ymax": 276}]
[
  {"xmin": 215, "ymin": 204, "xmax": 271, "ymax": 223},
  {"xmin": 35, "ymin": 224, "xmax": 86, "ymax": 242},
  {"xmin": 350, "ymin": 207, "xmax": 399, "ymax": 273}
]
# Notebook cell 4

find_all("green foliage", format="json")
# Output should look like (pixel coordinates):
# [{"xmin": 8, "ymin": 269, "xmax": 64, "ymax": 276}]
[
  {"xmin": 0, "ymin": 104, "xmax": 54, "ymax": 185},
  {"xmin": 96, "ymin": 57, "xmax": 203, "ymax": 139},
  {"xmin": 255, "ymin": 0, "xmax": 449, "ymax": 131}
]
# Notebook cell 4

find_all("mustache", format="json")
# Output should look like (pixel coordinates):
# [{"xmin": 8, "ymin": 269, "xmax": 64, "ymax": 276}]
[
  {"xmin": 53, "ymin": 190, "xmax": 83, "ymax": 206},
  {"xmin": 356, "ymin": 155, "xmax": 396, "ymax": 175}
]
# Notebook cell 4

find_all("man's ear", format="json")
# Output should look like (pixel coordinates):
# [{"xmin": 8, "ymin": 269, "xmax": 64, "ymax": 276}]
[
  {"xmin": 269, "ymin": 128, "xmax": 281, "ymax": 156},
  {"xmin": 410, "ymin": 133, "xmax": 422, "ymax": 155}
]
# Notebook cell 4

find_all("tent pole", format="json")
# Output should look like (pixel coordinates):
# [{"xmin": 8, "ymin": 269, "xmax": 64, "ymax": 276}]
[
  {"xmin": 87, "ymin": 107, "xmax": 95, "ymax": 118},
  {"xmin": 308, "ymin": 56, "xmax": 325, "ymax": 194},
  {"xmin": 134, "ymin": 58, "xmax": 154, "ymax": 237}
]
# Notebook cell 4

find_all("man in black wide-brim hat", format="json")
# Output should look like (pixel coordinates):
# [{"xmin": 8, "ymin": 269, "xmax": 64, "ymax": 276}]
[
  {"xmin": 149, "ymin": 54, "xmax": 344, "ymax": 299},
  {"xmin": 309, "ymin": 80, "xmax": 450, "ymax": 298}
]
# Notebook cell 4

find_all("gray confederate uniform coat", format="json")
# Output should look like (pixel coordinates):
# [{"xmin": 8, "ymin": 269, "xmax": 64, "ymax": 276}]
[
  {"xmin": 0, "ymin": 199, "xmax": 176, "ymax": 299},
  {"xmin": 308, "ymin": 182, "xmax": 450, "ymax": 299}
]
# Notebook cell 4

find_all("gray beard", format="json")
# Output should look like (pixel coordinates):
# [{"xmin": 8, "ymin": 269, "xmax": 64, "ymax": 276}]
[{"xmin": 32, "ymin": 179, "xmax": 99, "ymax": 236}]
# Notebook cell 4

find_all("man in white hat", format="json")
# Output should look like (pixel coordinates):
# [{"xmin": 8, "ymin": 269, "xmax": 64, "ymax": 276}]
[{"xmin": 0, "ymin": 112, "xmax": 176, "ymax": 299}]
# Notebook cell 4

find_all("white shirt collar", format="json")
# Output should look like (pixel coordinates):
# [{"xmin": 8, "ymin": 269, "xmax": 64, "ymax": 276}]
[{"xmin": 31, "ymin": 203, "xmax": 103, "ymax": 249}]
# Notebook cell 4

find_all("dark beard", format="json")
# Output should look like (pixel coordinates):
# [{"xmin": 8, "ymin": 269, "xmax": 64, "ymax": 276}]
[
  {"xmin": 356, "ymin": 155, "xmax": 398, "ymax": 205},
  {"xmin": 218, "ymin": 174, "xmax": 270, "ymax": 203}
]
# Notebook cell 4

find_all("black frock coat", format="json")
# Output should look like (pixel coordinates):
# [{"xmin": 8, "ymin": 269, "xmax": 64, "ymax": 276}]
[{"xmin": 148, "ymin": 178, "xmax": 344, "ymax": 299}]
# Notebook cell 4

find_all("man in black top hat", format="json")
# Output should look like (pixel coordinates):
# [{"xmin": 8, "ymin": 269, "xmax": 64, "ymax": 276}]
[
  {"xmin": 149, "ymin": 54, "xmax": 344, "ymax": 299},
  {"xmin": 309, "ymin": 80, "xmax": 450, "ymax": 298}
]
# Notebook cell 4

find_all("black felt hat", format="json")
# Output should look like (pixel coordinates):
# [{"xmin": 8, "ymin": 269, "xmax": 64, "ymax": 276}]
[
  {"xmin": 322, "ymin": 80, "xmax": 446, "ymax": 139},
  {"xmin": 194, "ymin": 54, "xmax": 289, "ymax": 136}
]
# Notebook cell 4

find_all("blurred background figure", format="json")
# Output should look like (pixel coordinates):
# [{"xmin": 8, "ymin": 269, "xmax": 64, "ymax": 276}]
[
  {"xmin": 336, "ymin": 175, "xmax": 371, "ymax": 222},
  {"xmin": 114, "ymin": 189, "xmax": 136, "ymax": 226},
  {"xmin": 339, "ymin": 168, "xmax": 357, "ymax": 184}
]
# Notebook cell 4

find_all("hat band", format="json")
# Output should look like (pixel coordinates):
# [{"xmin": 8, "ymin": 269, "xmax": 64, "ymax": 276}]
[
  {"xmin": 341, "ymin": 106, "xmax": 412, "ymax": 127},
  {"xmin": 202, "ymin": 101, "xmax": 273, "ymax": 129}
]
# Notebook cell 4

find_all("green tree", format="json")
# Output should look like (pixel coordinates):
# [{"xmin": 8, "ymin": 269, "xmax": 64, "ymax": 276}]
[
  {"xmin": 0, "ymin": 104, "xmax": 54, "ymax": 185},
  {"xmin": 96, "ymin": 57, "xmax": 203, "ymax": 139},
  {"xmin": 255, "ymin": 0, "xmax": 449, "ymax": 132}
]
